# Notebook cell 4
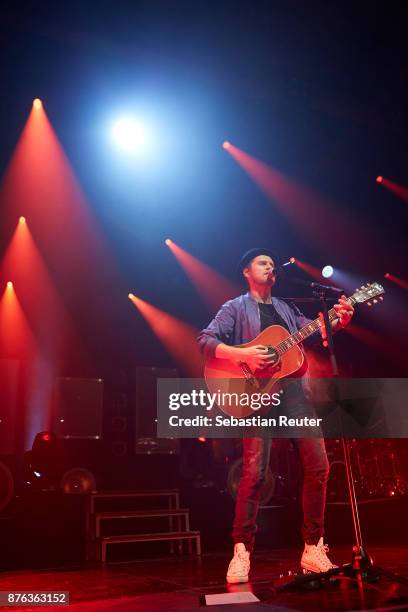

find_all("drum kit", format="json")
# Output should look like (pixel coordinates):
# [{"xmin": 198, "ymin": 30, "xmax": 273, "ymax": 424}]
[
  {"xmin": 211, "ymin": 438, "xmax": 408, "ymax": 505},
  {"xmin": 326, "ymin": 438, "xmax": 408, "ymax": 503}
]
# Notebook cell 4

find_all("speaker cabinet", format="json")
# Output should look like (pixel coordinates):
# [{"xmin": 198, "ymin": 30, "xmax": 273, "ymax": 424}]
[{"xmin": 52, "ymin": 377, "xmax": 103, "ymax": 439}]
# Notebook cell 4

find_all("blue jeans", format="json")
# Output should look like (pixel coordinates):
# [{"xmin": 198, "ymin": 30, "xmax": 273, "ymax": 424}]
[{"xmin": 232, "ymin": 436, "xmax": 329, "ymax": 551}]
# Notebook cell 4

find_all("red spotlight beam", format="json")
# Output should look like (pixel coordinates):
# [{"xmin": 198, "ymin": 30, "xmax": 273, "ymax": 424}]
[
  {"xmin": 377, "ymin": 177, "xmax": 408, "ymax": 203},
  {"xmin": 0, "ymin": 218, "xmax": 89, "ymax": 365},
  {"xmin": 0, "ymin": 100, "xmax": 127, "ymax": 302},
  {"xmin": 344, "ymin": 324, "xmax": 398, "ymax": 363},
  {"xmin": 129, "ymin": 294, "xmax": 203, "ymax": 376},
  {"xmin": 291, "ymin": 258, "xmax": 343, "ymax": 289},
  {"xmin": 384, "ymin": 273, "xmax": 408, "ymax": 291},
  {"xmin": 224, "ymin": 144, "xmax": 380, "ymax": 259},
  {"xmin": 0, "ymin": 283, "xmax": 37, "ymax": 359},
  {"xmin": 166, "ymin": 240, "xmax": 241, "ymax": 312},
  {"xmin": 292, "ymin": 258, "xmax": 323, "ymax": 282},
  {"xmin": 0, "ymin": 99, "xmax": 130, "ymax": 365}
]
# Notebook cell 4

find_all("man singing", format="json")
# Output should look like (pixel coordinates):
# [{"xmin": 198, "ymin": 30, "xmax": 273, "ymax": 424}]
[{"xmin": 197, "ymin": 248, "xmax": 354, "ymax": 583}]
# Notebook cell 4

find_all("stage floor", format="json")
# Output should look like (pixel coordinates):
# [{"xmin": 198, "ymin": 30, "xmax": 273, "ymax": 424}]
[{"xmin": 1, "ymin": 546, "xmax": 408, "ymax": 611}]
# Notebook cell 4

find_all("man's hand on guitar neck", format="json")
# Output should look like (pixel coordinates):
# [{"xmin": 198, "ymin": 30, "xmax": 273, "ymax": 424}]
[
  {"xmin": 318, "ymin": 294, "xmax": 354, "ymax": 347},
  {"xmin": 215, "ymin": 343, "xmax": 270, "ymax": 370}
]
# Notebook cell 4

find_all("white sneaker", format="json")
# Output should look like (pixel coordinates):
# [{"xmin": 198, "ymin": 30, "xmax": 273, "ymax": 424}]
[
  {"xmin": 226, "ymin": 543, "xmax": 250, "ymax": 583},
  {"xmin": 301, "ymin": 537, "xmax": 338, "ymax": 573}
]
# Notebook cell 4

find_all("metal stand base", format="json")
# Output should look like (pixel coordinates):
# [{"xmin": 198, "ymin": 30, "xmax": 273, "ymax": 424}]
[
  {"xmin": 278, "ymin": 544, "xmax": 408, "ymax": 592},
  {"xmin": 277, "ymin": 285, "xmax": 408, "ymax": 593}
]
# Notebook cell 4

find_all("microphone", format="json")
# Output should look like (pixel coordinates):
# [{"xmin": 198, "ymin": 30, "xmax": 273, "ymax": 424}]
[
  {"xmin": 289, "ymin": 278, "xmax": 344, "ymax": 293},
  {"xmin": 309, "ymin": 282, "xmax": 344, "ymax": 293}
]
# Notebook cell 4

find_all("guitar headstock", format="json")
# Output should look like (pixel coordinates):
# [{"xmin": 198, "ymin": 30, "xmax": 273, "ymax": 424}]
[{"xmin": 352, "ymin": 282, "xmax": 385, "ymax": 307}]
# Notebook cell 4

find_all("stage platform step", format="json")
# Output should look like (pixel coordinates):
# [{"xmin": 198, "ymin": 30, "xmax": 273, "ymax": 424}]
[
  {"xmin": 86, "ymin": 489, "xmax": 201, "ymax": 562},
  {"xmin": 93, "ymin": 508, "xmax": 190, "ymax": 537},
  {"xmin": 88, "ymin": 489, "xmax": 180, "ymax": 514},
  {"xmin": 99, "ymin": 530, "xmax": 202, "ymax": 563},
  {"xmin": 90, "ymin": 489, "xmax": 180, "ymax": 498}
]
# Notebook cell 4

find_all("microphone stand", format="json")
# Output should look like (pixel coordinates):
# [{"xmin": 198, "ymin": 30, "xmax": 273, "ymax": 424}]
[
  {"xmin": 277, "ymin": 281, "xmax": 408, "ymax": 593},
  {"xmin": 314, "ymin": 285, "xmax": 370, "ymax": 574}
]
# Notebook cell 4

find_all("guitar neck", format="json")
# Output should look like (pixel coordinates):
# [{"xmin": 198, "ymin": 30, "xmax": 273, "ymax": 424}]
[{"xmin": 276, "ymin": 295, "xmax": 357, "ymax": 355}]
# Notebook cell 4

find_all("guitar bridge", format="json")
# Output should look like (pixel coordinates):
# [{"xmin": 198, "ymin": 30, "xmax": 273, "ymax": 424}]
[{"xmin": 239, "ymin": 362, "xmax": 261, "ymax": 389}]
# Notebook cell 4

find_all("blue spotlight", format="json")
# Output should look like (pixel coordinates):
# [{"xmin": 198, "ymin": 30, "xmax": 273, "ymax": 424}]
[
  {"xmin": 322, "ymin": 265, "xmax": 334, "ymax": 278},
  {"xmin": 111, "ymin": 116, "xmax": 146, "ymax": 152}
]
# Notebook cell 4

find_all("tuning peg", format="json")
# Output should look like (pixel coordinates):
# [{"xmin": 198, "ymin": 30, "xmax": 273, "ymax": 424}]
[
  {"xmin": 379, "ymin": 296, "xmax": 384, "ymax": 301},
  {"xmin": 360, "ymin": 285, "xmax": 364, "ymax": 289},
  {"xmin": 367, "ymin": 302, "xmax": 372, "ymax": 306},
  {"xmin": 373, "ymin": 299, "xmax": 378, "ymax": 304}
]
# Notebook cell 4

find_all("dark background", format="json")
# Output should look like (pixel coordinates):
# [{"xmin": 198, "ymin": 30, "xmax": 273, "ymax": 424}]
[{"xmin": 0, "ymin": 1, "xmax": 407, "ymax": 376}]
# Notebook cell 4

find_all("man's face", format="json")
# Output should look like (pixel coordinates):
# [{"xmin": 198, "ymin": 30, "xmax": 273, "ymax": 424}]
[{"xmin": 243, "ymin": 255, "xmax": 276, "ymax": 287}]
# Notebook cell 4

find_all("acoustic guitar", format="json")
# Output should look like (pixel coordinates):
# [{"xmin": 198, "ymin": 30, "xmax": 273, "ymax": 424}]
[{"xmin": 204, "ymin": 283, "xmax": 384, "ymax": 417}]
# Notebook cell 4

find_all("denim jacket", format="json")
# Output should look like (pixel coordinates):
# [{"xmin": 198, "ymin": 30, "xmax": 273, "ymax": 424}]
[
  {"xmin": 198, "ymin": 292, "xmax": 318, "ymax": 406},
  {"xmin": 197, "ymin": 292, "xmax": 312, "ymax": 358}
]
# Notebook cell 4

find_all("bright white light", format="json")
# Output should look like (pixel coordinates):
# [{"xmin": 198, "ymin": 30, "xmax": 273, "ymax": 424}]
[
  {"xmin": 111, "ymin": 117, "xmax": 146, "ymax": 152},
  {"xmin": 322, "ymin": 265, "xmax": 334, "ymax": 278}
]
